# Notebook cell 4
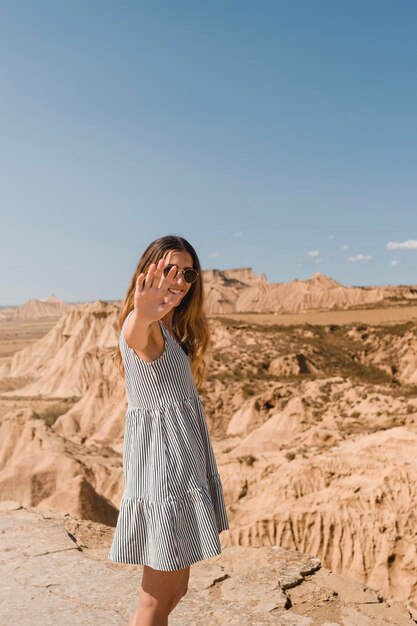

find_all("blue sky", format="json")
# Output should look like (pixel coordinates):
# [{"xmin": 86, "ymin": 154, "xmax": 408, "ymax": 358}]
[{"xmin": 1, "ymin": 1, "xmax": 416, "ymax": 305}]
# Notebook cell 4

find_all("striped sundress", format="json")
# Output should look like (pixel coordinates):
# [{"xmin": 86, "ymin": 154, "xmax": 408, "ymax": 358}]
[{"xmin": 107, "ymin": 310, "xmax": 229, "ymax": 571}]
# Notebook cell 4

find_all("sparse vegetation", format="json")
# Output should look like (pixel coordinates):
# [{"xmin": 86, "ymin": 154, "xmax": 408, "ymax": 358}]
[
  {"xmin": 285, "ymin": 451, "xmax": 296, "ymax": 461},
  {"xmin": 238, "ymin": 454, "xmax": 257, "ymax": 466},
  {"xmin": 36, "ymin": 402, "xmax": 72, "ymax": 427},
  {"xmin": 242, "ymin": 386, "xmax": 256, "ymax": 398},
  {"xmin": 211, "ymin": 317, "xmax": 401, "ymax": 388}
]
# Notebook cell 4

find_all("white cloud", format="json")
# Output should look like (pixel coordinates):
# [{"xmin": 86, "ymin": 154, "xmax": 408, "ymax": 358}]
[
  {"xmin": 328, "ymin": 235, "xmax": 335, "ymax": 240},
  {"xmin": 210, "ymin": 251, "xmax": 219, "ymax": 258},
  {"xmin": 315, "ymin": 258, "xmax": 322, "ymax": 263},
  {"xmin": 387, "ymin": 240, "xmax": 417, "ymax": 250},
  {"xmin": 347, "ymin": 254, "xmax": 373, "ymax": 263},
  {"xmin": 233, "ymin": 231, "xmax": 243, "ymax": 238},
  {"xmin": 390, "ymin": 260, "xmax": 399, "ymax": 267},
  {"xmin": 308, "ymin": 250, "xmax": 320, "ymax": 257},
  {"xmin": 341, "ymin": 244, "xmax": 349, "ymax": 250}
]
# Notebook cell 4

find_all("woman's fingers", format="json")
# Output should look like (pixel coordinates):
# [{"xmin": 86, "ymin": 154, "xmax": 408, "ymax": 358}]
[
  {"xmin": 144, "ymin": 263, "xmax": 158, "ymax": 288},
  {"xmin": 136, "ymin": 273, "xmax": 145, "ymax": 292},
  {"xmin": 152, "ymin": 259, "xmax": 165, "ymax": 289},
  {"xmin": 140, "ymin": 261, "xmax": 178, "ymax": 294},
  {"xmin": 160, "ymin": 264, "xmax": 177, "ymax": 291}
]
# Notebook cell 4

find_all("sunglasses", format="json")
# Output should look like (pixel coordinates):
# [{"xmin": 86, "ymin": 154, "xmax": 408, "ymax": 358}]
[{"xmin": 163, "ymin": 264, "xmax": 199, "ymax": 284}]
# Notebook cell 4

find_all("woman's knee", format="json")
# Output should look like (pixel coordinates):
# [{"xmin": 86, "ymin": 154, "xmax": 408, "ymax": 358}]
[
  {"xmin": 139, "ymin": 588, "xmax": 171, "ymax": 614},
  {"xmin": 167, "ymin": 582, "xmax": 188, "ymax": 614},
  {"xmin": 180, "ymin": 570, "xmax": 190, "ymax": 595},
  {"xmin": 179, "ymin": 567, "xmax": 190, "ymax": 597},
  {"xmin": 168, "ymin": 567, "xmax": 190, "ymax": 612},
  {"xmin": 177, "ymin": 581, "xmax": 189, "ymax": 601},
  {"xmin": 139, "ymin": 564, "xmax": 189, "ymax": 613}
]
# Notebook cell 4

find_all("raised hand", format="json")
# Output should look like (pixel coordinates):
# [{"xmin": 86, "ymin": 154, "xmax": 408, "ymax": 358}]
[{"xmin": 133, "ymin": 259, "xmax": 183, "ymax": 323}]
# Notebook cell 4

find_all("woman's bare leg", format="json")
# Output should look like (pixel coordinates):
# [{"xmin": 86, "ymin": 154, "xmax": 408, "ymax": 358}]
[
  {"xmin": 129, "ymin": 565, "xmax": 190, "ymax": 626},
  {"xmin": 168, "ymin": 566, "xmax": 190, "ymax": 614}
]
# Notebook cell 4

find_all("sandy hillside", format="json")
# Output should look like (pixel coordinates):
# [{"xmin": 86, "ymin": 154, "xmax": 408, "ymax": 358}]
[
  {"xmin": 204, "ymin": 269, "xmax": 417, "ymax": 314},
  {"xmin": 3, "ymin": 269, "xmax": 417, "ymax": 320},
  {"xmin": 0, "ymin": 294, "xmax": 72, "ymax": 322},
  {"xmin": 1, "ymin": 277, "xmax": 417, "ymax": 607}
]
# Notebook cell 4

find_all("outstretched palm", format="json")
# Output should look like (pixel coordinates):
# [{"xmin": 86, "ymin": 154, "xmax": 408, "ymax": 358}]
[{"xmin": 133, "ymin": 259, "xmax": 184, "ymax": 322}]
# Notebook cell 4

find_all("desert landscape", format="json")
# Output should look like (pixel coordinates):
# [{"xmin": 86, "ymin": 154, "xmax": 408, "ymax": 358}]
[{"xmin": 1, "ymin": 269, "xmax": 417, "ymax": 624}]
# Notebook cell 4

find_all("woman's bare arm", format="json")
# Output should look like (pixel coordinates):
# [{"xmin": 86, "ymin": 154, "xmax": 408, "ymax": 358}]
[
  {"xmin": 123, "ymin": 258, "xmax": 182, "ymax": 359},
  {"xmin": 124, "ymin": 309, "xmax": 153, "ymax": 353}
]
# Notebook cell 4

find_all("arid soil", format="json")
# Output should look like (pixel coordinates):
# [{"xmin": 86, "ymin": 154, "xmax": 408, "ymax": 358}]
[{"xmin": 1, "ymin": 282, "xmax": 417, "ymax": 616}]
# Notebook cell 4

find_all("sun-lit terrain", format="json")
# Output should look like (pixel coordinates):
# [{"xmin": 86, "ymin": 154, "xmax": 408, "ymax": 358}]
[{"xmin": 1, "ymin": 270, "xmax": 417, "ymax": 613}]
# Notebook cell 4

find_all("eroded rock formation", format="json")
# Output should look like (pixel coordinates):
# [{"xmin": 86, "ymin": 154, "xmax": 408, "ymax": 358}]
[{"xmin": 1, "ymin": 298, "xmax": 417, "ymax": 607}]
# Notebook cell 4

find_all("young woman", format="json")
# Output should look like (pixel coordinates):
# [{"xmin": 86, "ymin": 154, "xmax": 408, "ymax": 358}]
[{"xmin": 108, "ymin": 235, "xmax": 229, "ymax": 626}]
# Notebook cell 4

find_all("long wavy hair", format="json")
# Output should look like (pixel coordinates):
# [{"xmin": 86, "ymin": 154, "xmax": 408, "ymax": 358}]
[{"xmin": 114, "ymin": 235, "xmax": 210, "ymax": 391}]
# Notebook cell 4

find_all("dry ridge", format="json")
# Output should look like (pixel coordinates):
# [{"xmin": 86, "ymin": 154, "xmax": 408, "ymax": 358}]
[
  {"xmin": 1, "ymin": 300, "xmax": 417, "ymax": 609},
  {"xmin": 204, "ymin": 269, "xmax": 417, "ymax": 314},
  {"xmin": 2, "ymin": 269, "xmax": 417, "ymax": 322},
  {"xmin": 0, "ymin": 294, "xmax": 71, "ymax": 321}
]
